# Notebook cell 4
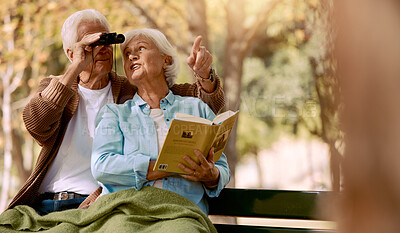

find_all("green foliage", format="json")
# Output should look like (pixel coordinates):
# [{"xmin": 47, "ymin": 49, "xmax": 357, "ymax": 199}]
[
  {"xmin": 237, "ymin": 0, "xmax": 337, "ymax": 159},
  {"xmin": 237, "ymin": 112, "xmax": 281, "ymax": 156},
  {"xmin": 238, "ymin": 50, "xmax": 319, "ymax": 157}
]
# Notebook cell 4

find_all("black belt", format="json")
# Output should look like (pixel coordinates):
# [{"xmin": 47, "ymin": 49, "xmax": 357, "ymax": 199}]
[{"xmin": 38, "ymin": 192, "xmax": 89, "ymax": 201}]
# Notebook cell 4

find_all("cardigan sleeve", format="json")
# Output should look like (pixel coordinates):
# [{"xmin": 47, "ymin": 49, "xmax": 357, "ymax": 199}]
[
  {"xmin": 22, "ymin": 76, "xmax": 76, "ymax": 146},
  {"xmin": 170, "ymin": 75, "xmax": 225, "ymax": 114}
]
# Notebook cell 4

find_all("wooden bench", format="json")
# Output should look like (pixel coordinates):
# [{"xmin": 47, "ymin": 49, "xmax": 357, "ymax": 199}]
[{"xmin": 207, "ymin": 188, "xmax": 336, "ymax": 233}]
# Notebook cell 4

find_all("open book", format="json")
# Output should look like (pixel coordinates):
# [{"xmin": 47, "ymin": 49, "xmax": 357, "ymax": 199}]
[{"xmin": 153, "ymin": 110, "xmax": 239, "ymax": 174}]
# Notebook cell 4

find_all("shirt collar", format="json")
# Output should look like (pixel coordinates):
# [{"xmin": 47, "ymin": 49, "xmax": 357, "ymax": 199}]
[
  {"xmin": 131, "ymin": 89, "xmax": 175, "ymax": 107},
  {"xmin": 132, "ymin": 93, "xmax": 147, "ymax": 107},
  {"xmin": 164, "ymin": 90, "xmax": 175, "ymax": 105}
]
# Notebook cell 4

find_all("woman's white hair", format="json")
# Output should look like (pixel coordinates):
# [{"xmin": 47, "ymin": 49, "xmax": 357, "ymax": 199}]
[
  {"xmin": 61, "ymin": 9, "xmax": 110, "ymax": 61},
  {"xmin": 120, "ymin": 29, "xmax": 180, "ymax": 88}
]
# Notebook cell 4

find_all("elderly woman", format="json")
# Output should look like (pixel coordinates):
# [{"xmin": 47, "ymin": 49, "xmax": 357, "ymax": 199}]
[{"xmin": 91, "ymin": 29, "xmax": 230, "ymax": 215}]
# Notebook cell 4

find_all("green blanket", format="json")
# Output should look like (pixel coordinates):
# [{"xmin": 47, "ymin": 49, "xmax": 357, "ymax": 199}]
[{"xmin": 0, "ymin": 187, "xmax": 217, "ymax": 233}]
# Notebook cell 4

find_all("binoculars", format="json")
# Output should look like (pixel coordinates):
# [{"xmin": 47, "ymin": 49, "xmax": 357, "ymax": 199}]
[{"xmin": 91, "ymin": 32, "xmax": 125, "ymax": 46}]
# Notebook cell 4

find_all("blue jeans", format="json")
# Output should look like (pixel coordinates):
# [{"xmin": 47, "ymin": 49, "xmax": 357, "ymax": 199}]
[{"xmin": 33, "ymin": 197, "xmax": 87, "ymax": 215}]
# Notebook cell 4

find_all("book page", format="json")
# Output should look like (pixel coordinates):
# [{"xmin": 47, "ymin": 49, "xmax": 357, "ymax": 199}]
[
  {"xmin": 212, "ymin": 110, "xmax": 239, "ymax": 125},
  {"xmin": 174, "ymin": 113, "xmax": 212, "ymax": 125}
]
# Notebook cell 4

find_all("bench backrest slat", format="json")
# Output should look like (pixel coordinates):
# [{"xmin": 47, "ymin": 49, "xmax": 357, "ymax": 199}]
[
  {"xmin": 207, "ymin": 188, "xmax": 332, "ymax": 220},
  {"xmin": 213, "ymin": 224, "xmax": 335, "ymax": 233}
]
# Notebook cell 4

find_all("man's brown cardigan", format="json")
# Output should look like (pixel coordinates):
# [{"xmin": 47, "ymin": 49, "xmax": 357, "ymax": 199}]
[{"xmin": 8, "ymin": 72, "xmax": 225, "ymax": 209}]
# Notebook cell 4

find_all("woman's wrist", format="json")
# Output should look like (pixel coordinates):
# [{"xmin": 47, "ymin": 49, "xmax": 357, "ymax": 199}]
[
  {"xmin": 195, "ymin": 67, "xmax": 217, "ymax": 93},
  {"xmin": 195, "ymin": 67, "xmax": 215, "ymax": 83},
  {"xmin": 203, "ymin": 167, "xmax": 220, "ymax": 188}
]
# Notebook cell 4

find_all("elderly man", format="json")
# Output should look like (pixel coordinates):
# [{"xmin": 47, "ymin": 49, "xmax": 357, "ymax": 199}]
[{"xmin": 9, "ymin": 9, "xmax": 224, "ymax": 215}]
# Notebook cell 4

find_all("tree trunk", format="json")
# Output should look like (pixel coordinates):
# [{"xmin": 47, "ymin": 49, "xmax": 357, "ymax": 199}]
[
  {"xmin": 329, "ymin": 142, "xmax": 341, "ymax": 191},
  {"xmin": 186, "ymin": 0, "xmax": 209, "ymax": 48},
  {"xmin": 310, "ymin": 55, "xmax": 342, "ymax": 192},
  {"xmin": 23, "ymin": 134, "xmax": 34, "ymax": 175},
  {"xmin": 12, "ymin": 129, "xmax": 31, "ymax": 184},
  {"xmin": 1, "ymin": 11, "xmax": 25, "ymax": 211},
  {"xmin": 306, "ymin": 142, "xmax": 316, "ymax": 189},
  {"xmin": 222, "ymin": 0, "xmax": 247, "ymax": 186},
  {"xmin": 184, "ymin": 0, "xmax": 241, "ymax": 224},
  {"xmin": 254, "ymin": 150, "xmax": 264, "ymax": 187},
  {"xmin": 0, "ymin": 13, "xmax": 14, "ymax": 211},
  {"xmin": 1, "ymin": 71, "xmax": 13, "ymax": 211}
]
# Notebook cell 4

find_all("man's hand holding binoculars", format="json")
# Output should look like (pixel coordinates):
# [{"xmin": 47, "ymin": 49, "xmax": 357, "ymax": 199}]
[
  {"xmin": 71, "ymin": 33, "xmax": 103, "ymax": 70},
  {"xmin": 69, "ymin": 32, "xmax": 125, "ymax": 71}
]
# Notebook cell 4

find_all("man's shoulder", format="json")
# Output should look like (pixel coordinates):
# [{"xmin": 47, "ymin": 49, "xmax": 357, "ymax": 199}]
[
  {"xmin": 109, "ymin": 72, "xmax": 129, "ymax": 84},
  {"xmin": 114, "ymin": 73, "xmax": 128, "ymax": 81}
]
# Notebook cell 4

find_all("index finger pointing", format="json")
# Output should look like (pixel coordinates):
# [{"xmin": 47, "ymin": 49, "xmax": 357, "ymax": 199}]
[{"xmin": 191, "ymin": 36, "xmax": 202, "ymax": 56}]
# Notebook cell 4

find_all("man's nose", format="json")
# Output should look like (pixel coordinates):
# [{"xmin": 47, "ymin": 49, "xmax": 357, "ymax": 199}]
[{"xmin": 99, "ymin": 45, "xmax": 112, "ymax": 52}]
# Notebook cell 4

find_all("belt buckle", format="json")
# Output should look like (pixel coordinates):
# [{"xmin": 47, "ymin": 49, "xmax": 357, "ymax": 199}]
[{"xmin": 57, "ymin": 191, "xmax": 69, "ymax": 200}]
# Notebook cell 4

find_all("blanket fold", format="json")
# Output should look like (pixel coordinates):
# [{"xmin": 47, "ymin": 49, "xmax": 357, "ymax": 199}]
[{"xmin": 0, "ymin": 187, "xmax": 217, "ymax": 233}]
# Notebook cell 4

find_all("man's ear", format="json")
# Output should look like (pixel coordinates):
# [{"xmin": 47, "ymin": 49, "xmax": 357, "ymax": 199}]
[
  {"xmin": 163, "ymin": 55, "xmax": 172, "ymax": 69},
  {"xmin": 67, "ymin": 49, "xmax": 73, "ymax": 62}
]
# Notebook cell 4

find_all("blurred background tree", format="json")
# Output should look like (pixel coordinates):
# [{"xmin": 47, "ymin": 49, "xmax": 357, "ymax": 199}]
[{"xmin": 0, "ymin": 0, "xmax": 339, "ymax": 209}]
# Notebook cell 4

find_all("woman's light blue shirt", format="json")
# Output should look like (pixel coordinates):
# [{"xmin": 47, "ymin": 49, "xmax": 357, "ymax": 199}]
[{"xmin": 91, "ymin": 90, "xmax": 230, "ymax": 214}]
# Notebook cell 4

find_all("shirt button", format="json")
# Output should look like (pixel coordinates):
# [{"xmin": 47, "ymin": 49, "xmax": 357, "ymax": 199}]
[
  {"xmin": 161, "ymin": 100, "xmax": 164, "ymax": 103},
  {"xmin": 166, "ymin": 119, "xmax": 170, "ymax": 121},
  {"xmin": 163, "ymin": 108, "xmax": 166, "ymax": 110}
]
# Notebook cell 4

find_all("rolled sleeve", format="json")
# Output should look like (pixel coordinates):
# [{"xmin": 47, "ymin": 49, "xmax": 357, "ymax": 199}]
[
  {"xmin": 204, "ymin": 153, "xmax": 231, "ymax": 197},
  {"xmin": 195, "ymin": 75, "xmax": 225, "ymax": 114},
  {"xmin": 41, "ymin": 78, "xmax": 75, "ymax": 108},
  {"xmin": 132, "ymin": 154, "xmax": 151, "ymax": 190},
  {"xmin": 23, "ymin": 77, "xmax": 76, "ymax": 145}
]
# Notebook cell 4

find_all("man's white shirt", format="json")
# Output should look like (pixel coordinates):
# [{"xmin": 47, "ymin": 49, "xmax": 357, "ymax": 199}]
[{"xmin": 39, "ymin": 82, "xmax": 113, "ymax": 194}]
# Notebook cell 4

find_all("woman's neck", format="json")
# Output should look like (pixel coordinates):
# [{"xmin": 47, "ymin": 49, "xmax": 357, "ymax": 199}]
[
  {"xmin": 79, "ymin": 72, "xmax": 110, "ymax": 90},
  {"xmin": 137, "ymin": 80, "xmax": 169, "ymax": 109}
]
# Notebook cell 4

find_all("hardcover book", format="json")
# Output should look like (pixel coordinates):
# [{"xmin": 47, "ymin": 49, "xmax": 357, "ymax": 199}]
[{"xmin": 153, "ymin": 110, "xmax": 239, "ymax": 174}]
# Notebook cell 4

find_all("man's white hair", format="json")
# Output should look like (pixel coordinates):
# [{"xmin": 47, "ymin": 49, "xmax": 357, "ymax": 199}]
[
  {"xmin": 61, "ymin": 9, "xmax": 110, "ymax": 61},
  {"xmin": 120, "ymin": 29, "xmax": 180, "ymax": 88}
]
